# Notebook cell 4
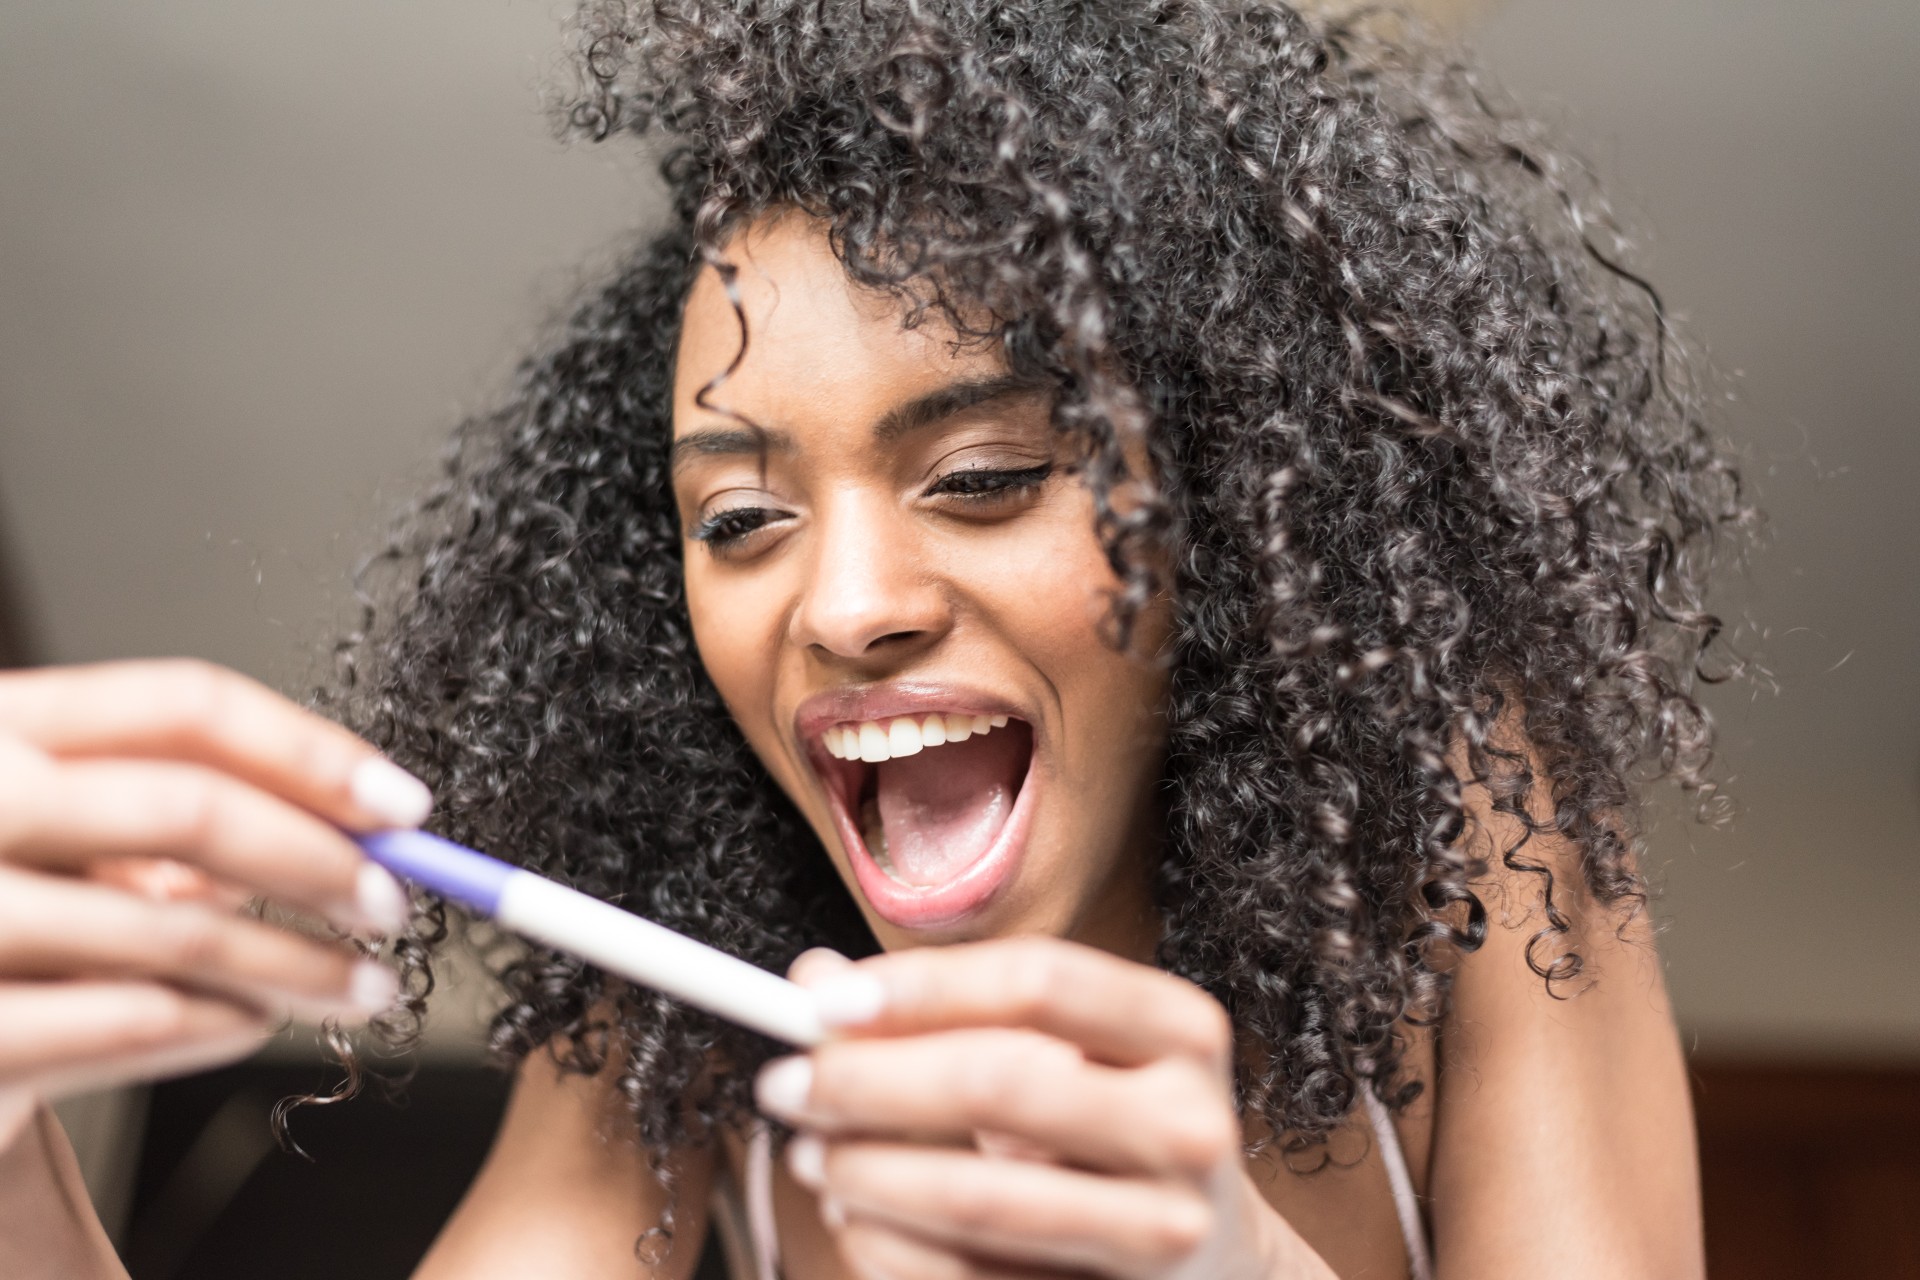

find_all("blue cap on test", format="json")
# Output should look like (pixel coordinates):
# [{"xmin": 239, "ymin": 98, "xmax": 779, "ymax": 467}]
[{"xmin": 358, "ymin": 829, "xmax": 515, "ymax": 915}]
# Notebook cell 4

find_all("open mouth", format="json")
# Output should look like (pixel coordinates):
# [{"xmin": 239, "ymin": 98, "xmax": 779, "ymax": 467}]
[{"xmin": 809, "ymin": 710, "xmax": 1036, "ymax": 929}]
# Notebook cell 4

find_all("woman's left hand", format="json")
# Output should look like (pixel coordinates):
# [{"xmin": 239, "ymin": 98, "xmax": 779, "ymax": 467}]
[{"xmin": 757, "ymin": 938, "xmax": 1336, "ymax": 1280}]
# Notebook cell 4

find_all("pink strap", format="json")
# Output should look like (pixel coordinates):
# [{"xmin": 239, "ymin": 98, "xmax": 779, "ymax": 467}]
[
  {"xmin": 1363, "ymin": 1089, "xmax": 1434, "ymax": 1280},
  {"xmin": 745, "ymin": 1123, "xmax": 780, "ymax": 1280}
]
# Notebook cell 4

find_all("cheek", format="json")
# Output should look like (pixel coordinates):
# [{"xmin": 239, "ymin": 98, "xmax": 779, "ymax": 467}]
[
  {"xmin": 973, "ymin": 502, "xmax": 1119, "ymax": 647},
  {"xmin": 979, "ymin": 502, "xmax": 1170, "ymax": 761},
  {"xmin": 685, "ymin": 562, "xmax": 784, "ymax": 737}
]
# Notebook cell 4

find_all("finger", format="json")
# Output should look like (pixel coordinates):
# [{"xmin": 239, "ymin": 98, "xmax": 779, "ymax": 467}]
[
  {"xmin": 758, "ymin": 1031, "xmax": 1236, "ymax": 1177},
  {"xmin": 797, "ymin": 1138, "xmax": 1214, "ymax": 1278},
  {"xmin": 88, "ymin": 856, "xmax": 250, "ymax": 911},
  {"xmin": 30, "ymin": 1027, "xmax": 273, "ymax": 1104},
  {"xmin": 0, "ymin": 660, "xmax": 431, "ymax": 831},
  {"xmin": 834, "ymin": 1220, "xmax": 1072, "ymax": 1280},
  {"xmin": 802, "ymin": 936, "xmax": 1232, "ymax": 1069},
  {"xmin": 0, "ymin": 867, "xmax": 397, "ymax": 1021},
  {"xmin": 2, "ymin": 758, "xmax": 409, "ymax": 931},
  {"xmin": 789, "ymin": 947, "xmax": 853, "ymax": 984},
  {"xmin": 0, "ymin": 981, "xmax": 270, "ymax": 1082}
]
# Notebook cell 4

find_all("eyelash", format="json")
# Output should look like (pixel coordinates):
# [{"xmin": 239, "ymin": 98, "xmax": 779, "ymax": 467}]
[
  {"xmin": 690, "ymin": 507, "xmax": 781, "ymax": 548},
  {"xmin": 927, "ymin": 462, "xmax": 1054, "ymax": 501},
  {"xmin": 690, "ymin": 464, "xmax": 1053, "ymax": 552}
]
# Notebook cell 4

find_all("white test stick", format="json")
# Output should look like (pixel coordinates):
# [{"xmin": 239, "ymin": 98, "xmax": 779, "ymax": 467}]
[{"xmin": 359, "ymin": 829, "xmax": 825, "ymax": 1047}]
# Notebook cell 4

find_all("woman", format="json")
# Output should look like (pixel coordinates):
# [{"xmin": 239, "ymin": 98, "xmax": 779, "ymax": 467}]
[{"xmin": 1, "ymin": 2, "xmax": 1744, "ymax": 1277}]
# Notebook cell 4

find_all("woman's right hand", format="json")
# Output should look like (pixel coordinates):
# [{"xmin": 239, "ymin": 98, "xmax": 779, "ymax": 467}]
[{"xmin": 0, "ymin": 659, "xmax": 434, "ymax": 1145}]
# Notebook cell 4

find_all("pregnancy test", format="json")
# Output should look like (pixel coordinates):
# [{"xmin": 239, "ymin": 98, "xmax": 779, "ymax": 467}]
[{"xmin": 357, "ymin": 830, "xmax": 824, "ymax": 1047}]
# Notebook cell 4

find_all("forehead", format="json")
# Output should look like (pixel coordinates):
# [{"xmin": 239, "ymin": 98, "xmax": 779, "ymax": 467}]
[{"xmin": 673, "ymin": 215, "xmax": 1005, "ymax": 438}]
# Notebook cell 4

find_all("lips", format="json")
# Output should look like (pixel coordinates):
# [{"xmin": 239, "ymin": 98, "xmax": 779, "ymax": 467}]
[{"xmin": 798, "ymin": 688, "xmax": 1039, "ymax": 930}]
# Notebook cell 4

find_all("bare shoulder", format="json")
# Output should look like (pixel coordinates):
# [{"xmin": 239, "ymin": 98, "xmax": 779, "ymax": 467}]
[
  {"xmin": 413, "ymin": 1050, "xmax": 715, "ymax": 1280},
  {"xmin": 1426, "ymin": 727, "xmax": 1705, "ymax": 1278}
]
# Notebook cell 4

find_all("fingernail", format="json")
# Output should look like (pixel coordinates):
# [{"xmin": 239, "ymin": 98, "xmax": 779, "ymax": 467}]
[
  {"xmin": 350, "ymin": 961, "xmax": 399, "ymax": 1015},
  {"xmin": 347, "ymin": 859, "xmax": 410, "ymax": 932},
  {"xmin": 350, "ymin": 758, "xmax": 434, "ymax": 829},
  {"xmin": 354, "ymin": 863, "xmax": 411, "ymax": 933},
  {"xmin": 810, "ymin": 973, "xmax": 886, "ymax": 1027},
  {"xmin": 790, "ymin": 946, "xmax": 851, "ymax": 978},
  {"xmin": 787, "ymin": 1133, "xmax": 826, "ymax": 1188},
  {"xmin": 756, "ymin": 1055, "xmax": 814, "ymax": 1117}
]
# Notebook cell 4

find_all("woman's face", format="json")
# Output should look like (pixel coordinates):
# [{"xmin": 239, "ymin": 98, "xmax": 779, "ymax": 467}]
[{"xmin": 671, "ymin": 215, "xmax": 1170, "ymax": 956}]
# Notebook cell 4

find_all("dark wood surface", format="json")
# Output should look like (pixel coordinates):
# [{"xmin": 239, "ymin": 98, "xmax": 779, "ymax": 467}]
[{"xmin": 1694, "ymin": 1061, "xmax": 1920, "ymax": 1278}]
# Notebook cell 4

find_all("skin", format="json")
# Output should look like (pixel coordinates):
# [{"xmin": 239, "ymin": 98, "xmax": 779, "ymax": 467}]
[
  {"xmin": 0, "ymin": 660, "xmax": 425, "ymax": 1280},
  {"xmin": 2, "ymin": 214, "xmax": 1702, "ymax": 1278},
  {"xmin": 422, "ymin": 215, "xmax": 1704, "ymax": 1280},
  {"xmin": 674, "ymin": 214, "xmax": 1171, "ymax": 957},
  {"xmin": 0, "ymin": 660, "xmax": 413, "ymax": 1150}
]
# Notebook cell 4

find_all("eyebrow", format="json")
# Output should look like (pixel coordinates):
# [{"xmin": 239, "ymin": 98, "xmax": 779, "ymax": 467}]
[
  {"xmin": 668, "ymin": 425, "xmax": 793, "ymax": 473},
  {"xmin": 872, "ymin": 372, "xmax": 1051, "ymax": 442},
  {"xmin": 669, "ymin": 372, "xmax": 1049, "ymax": 473}
]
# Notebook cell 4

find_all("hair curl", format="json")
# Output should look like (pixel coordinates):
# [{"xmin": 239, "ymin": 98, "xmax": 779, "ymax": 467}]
[{"xmin": 328, "ymin": 0, "xmax": 1748, "ymax": 1166}]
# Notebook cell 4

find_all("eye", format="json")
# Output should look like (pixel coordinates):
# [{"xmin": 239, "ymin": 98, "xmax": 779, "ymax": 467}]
[
  {"xmin": 926, "ymin": 462, "xmax": 1054, "ymax": 504},
  {"xmin": 690, "ymin": 505, "xmax": 788, "ymax": 552}
]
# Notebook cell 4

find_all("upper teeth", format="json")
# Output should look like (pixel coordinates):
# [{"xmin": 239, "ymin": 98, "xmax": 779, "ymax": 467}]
[{"xmin": 822, "ymin": 713, "xmax": 1011, "ymax": 762}]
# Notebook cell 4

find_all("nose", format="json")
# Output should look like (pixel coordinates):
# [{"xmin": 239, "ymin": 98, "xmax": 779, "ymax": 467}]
[{"xmin": 790, "ymin": 494, "xmax": 951, "ymax": 662}]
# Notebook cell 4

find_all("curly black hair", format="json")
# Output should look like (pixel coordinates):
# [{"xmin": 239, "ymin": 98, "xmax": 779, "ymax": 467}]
[{"xmin": 329, "ymin": 0, "xmax": 1747, "ymax": 1164}]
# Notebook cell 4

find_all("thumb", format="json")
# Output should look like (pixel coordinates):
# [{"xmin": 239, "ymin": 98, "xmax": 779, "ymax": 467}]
[{"xmin": 787, "ymin": 947, "xmax": 853, "ymax": 986}]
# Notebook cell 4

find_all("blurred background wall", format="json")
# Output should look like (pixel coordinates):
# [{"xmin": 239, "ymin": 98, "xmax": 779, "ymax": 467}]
[{"xmin": 1, "ymin": 2, "xmax": 1915, "ymax": 1277}]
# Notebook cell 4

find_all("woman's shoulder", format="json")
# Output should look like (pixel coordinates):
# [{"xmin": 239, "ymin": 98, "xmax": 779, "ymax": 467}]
[
  {"xmin": 1423, "ymin": 718, "xmax": 1704, "ymax": 1276},
  {"xmin": 413, "ymin": 1050, "xmax": 717, "ymax": 1280}
]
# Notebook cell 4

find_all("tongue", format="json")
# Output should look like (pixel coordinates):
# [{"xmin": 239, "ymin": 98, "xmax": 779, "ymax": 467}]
[{"xmin": 867, "ymin": 724, "xmax": 1028, "ymax": 886}]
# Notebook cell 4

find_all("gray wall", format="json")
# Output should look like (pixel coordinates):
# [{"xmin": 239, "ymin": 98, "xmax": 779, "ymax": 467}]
[
  {"xmin": 2, "ymin": 0, "xmax": 1915, "ymax": 1059},
  {"xmin": 1474, "ymin": 0, "xmax": 1920, "ymax": 1057},
  {"xmin": 0, "ymin": 1, "xmax": 658, "ymax": 684}
]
